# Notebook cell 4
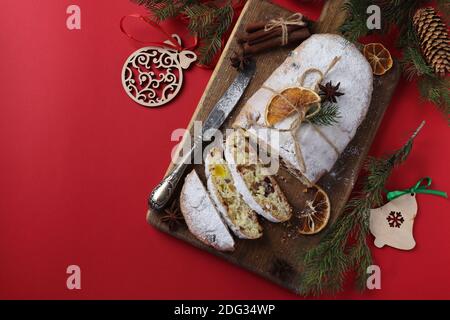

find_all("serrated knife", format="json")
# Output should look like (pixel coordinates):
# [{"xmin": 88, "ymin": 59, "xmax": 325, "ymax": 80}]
[{"xmin": 149, "ymin": 60, "xmax": 256, "ymax": 210}]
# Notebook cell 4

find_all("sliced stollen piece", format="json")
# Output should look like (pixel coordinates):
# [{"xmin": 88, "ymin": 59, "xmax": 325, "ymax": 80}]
[
  {"xmin": 224, "ymin": 129, "xmax": 292, "ymax": 223},
  {"xmin": 180, "ymin": 169, "xmax": 235, "ymax": 251},
  {"xmin": 205, "ymin": 147, "xmax": 263, "ymax": 239},
  {"xmin": 233, "ymin": 34, "xmax": 373, "ymax": 183}
]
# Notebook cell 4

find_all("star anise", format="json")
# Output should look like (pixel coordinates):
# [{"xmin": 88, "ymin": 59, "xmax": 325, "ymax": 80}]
[
  {"xmin": 230, "ymin": 50, "xmax": 252, "ymax": 71},
  {"xmin": 161, "ymin": 201, "xmax": 184, "ymax": 232},
  {"xmin": 319, "ymin": 81, "xmax": 344, "ymax": 103},
  {"xmin": 269, "ymin": 258, "xmax": 294, "ymax": 281}
]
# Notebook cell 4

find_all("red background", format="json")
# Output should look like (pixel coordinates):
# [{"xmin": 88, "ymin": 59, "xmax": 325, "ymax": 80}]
[{"xmin": 0, "ymin": 0, "xmax": 449, "ymax": 299}]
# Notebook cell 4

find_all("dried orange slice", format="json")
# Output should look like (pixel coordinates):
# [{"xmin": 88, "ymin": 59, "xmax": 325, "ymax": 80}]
[
  {"xmin": 265, "ymin": 87, "xmax": 321, "ymax": 126},
  {"xmin": 363, "ymin": 43, "xmax": 393, "ymax": 75},
  {"xmin": 298, "ymin": 185, "xmax": 330, "ymax": 235}
]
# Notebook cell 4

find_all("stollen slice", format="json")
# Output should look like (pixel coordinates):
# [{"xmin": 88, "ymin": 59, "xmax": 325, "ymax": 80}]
[
  {"xmin": 205, "ymin": 146, "xmax": 263, "ymax": 239},
  {"xmin": 224, "ymin": 129, "xmax": 292, "ymax": 223},
  {"xmin": 180, "ymin": 169, "xmax": 235, "ymax": 251}
]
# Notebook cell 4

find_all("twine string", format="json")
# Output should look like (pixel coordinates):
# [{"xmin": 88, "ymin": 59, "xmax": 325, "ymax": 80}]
[
  {"xmin": 264, "ymin": 13, "xmax": 306, "ymax": 46},
  {"xmin": 246, "ymin": 56, "xmax": 342, "ymax": 185}
]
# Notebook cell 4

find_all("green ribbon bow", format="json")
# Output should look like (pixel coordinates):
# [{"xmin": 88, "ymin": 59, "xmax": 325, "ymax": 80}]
[{"xmin": 387, "ymin": 177, "xmax": 448, "ymax": 201}]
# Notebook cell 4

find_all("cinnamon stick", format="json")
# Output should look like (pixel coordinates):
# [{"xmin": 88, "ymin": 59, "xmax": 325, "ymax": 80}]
[
  {"xmin": 245, "ymin": 21, "xmax": 267, "ymax": 33},
  {"xmin": 243, "ymin": 28, "xmax": 311, "ymax": 55},
  {"xmin": 239, "ymin": 25, "xmax": 305, "ymax": 45}
]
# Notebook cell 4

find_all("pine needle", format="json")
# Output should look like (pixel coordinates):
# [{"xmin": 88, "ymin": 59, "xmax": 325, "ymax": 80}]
[
  {"xmin": 132, "ymin": 0, "xmax": 234, "ymax": 65},
  {"xmin": 299, "ymin": 122, "xmax": 424, "ymax": 296},
  {"xmin": 340, "ymin": 0, "xmax": 371, "ymax": 42},
  {"xmin": 401, "ymin": 47, "xmax": 434, "ymax": 80},
  {"xmin": 308, "ymin": 102, "xmax": 341, "ymax": 126},
  {"xmin": 418, "ymin": 76, "xmax": 450, "ymax": 123},
  {"xmin": 339, "ymin": 0, "xmax": 449, "ymax": 122}
]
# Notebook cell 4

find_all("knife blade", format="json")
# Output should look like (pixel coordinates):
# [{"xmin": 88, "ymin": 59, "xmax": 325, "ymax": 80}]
[
  {"xmin": 149, "ymin": 60, "xmax": 256, "ymax": 210},
  {"xmin": 201, "ymin": 61, "xmax": 256, "ymax": 139}
]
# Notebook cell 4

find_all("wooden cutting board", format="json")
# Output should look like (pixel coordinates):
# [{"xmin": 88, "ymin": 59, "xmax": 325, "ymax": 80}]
[{"xmin": 147, "ymin": 0, "xmax": 401, "ymax": 294}]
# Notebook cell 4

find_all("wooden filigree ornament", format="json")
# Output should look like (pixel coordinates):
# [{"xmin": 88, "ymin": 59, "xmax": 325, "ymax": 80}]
[
  {"xmin": 369, "ymin": 194, "xmax": 418, "ymax": 251},
  {"xmin": 121, "ymin": 34, "xmax": 197, "ymax": 108}
]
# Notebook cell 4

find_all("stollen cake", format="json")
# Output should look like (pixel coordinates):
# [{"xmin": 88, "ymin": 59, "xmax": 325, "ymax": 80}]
[
  {"xmin": 224, "ymin": 129, "xmax": 292, "ymax": 223},
  {"xmin": 180, "ymin": 169, "xmax": 235, "ymax": 251},
  {"xmin": 205, "ymin": 147, "xmax": 263, "ymax": 239},
  {"xmin": 233, "ymin": 34, "xmax": 373, "ymax": 183}
]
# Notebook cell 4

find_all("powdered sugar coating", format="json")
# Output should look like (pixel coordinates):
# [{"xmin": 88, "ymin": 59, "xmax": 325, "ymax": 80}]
[
  {"xmin": 180, "ymin": 170, "xmax": 235, "ymax": 251},
  {"xmin": 233, "ymin": 34, "xmax": 373, "ymax": 183}
]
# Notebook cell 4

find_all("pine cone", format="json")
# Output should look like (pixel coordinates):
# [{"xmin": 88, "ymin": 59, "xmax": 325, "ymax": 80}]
[{"xmin": 413, "ymin": 7, "xmax": 450, "ymax": 77}]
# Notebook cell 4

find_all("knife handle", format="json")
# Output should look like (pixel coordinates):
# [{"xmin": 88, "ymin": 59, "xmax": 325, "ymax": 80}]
[{"xmin": 149, "ymin": 136, "xmax": 202, "ymax": 210}]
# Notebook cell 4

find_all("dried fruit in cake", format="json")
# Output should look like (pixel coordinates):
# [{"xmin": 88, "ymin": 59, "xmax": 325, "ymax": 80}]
[
  {"xmin": 363, "ymin": 43, "xmax": 393, "ymax": 76},
  {"xmin": 297, "ymin": 185, "xmax": 330, "ymax": 235},
  {"xmin": 224, "ymin": 129, "xmax": 292, "ymax": 223},
  {"xmin": 265, "ymin": 87, "xmax": 321, "ymax": 126},
  {"xmin": 205, "ymin": 147, "xmax": 263, "ymax": 239}
]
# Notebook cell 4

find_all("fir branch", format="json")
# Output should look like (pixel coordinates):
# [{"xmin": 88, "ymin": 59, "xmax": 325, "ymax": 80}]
[
  {"xmin": 340, "ymin": 0, "xmax": 448, "ymax": 122},
  {"xmin": 401, "ymin": 47, "xmax": 434, "ymax": 80},
  {"xmin": 380, "ymin": 0, "xmax": 430, "ymax": 39},
  {"xmin": 299, "ymin": 122, "xmax": 424, "ymax": 296},
  {"xmin": 300, "ymin": 212, "xmax": 356, "ymax": 294},
  {"xmin": 154, "ymin": 3, "xmax": 182, "ymax": 20},
  {"xmin": 340, "ymin": 0, "xmax": 432, "ymax": 44},
  {"xmin": 340, "ymin": 0, "xmax": 371, "ymax": 43},
  {"xmin": 198, "ymin": 35, "xmax": 223, "ymax": 65},
  {"xmin": 308, "ymin": 102, "xmax": 341, "ymax": 126},
  {"xmin": 195, "ymin": 4, "xmax": 233, "ymax": 65},
  {"xmin": 399, "ymin": 17, "xmax": 421, "ymax": 49},
  {"xmin": 134, "ymin": 0, "xmax": 186, "ymax": 21},
  {"xmin": 132, "ymin": 0, "xmax": 235, "ymax": 65},
  {"xmin": 418, "ymin": 76, "xmax": 450, "ymax": 123},
  {"xmin": 185, "ymin": 3, "xmax": 217, "ymax": 36}
]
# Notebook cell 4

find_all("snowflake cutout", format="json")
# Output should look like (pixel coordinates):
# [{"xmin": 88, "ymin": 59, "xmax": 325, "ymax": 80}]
[{"xmin": 386, "ymin": 211, "xmax": 405, "ymax": 228}]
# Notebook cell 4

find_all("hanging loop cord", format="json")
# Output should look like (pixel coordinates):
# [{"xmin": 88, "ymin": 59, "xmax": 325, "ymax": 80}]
[
  {"xmin": 120, "ymin": 14, "xmax": 198, "ymax": 52},
  {"xmin": 387, "ymin": 177, "xmax": 448, "ymax": 201}
]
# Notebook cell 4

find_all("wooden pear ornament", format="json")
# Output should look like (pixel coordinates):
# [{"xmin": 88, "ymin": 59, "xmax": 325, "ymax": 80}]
[
  {"xmin": 121, "ymin": 34, "xmax": 197, "ymax": 108},
  {"xmin": 369, "ymin": 194, "xmax": 418, "ymax": 250}
]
